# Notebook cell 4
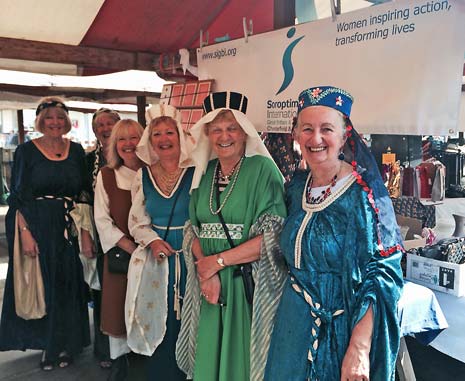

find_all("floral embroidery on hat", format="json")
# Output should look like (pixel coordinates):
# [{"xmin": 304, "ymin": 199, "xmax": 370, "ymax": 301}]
[
  {"xmin": 299, "ymin": 98, "xmax": 305, "ymax": 108},
  {"xmin": 335, "ymin": 96, "xmax": 343, "ymax": 106},
  {"xmin": 311, "ymin": 88, "xmax": 322, "ymax": 98}
]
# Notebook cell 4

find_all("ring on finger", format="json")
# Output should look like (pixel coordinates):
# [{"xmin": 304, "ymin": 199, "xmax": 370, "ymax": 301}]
[{"xmin": 158, "ymin": 252, "xmax": 167, "ymax": 259}]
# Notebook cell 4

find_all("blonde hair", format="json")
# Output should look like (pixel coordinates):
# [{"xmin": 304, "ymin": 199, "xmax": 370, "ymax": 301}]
[
  {"xmin": 34, "ymin": 96, "xmax": 72, "ymax": 134},
  {"xmin": 148, "ymin": 116, "xmax": 179, "ymax": 136},
  {"xmin": 107, "ymin": 119, "xmax": 144, "ymax": 169},
  {"xmin": 92, "ymin": 108, "xmax": 121, "ymax": 130}
]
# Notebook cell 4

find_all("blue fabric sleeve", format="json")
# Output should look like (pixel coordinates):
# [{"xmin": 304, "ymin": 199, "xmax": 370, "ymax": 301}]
[
  {"xmin": 7, "ymin": 144, "xmax": 34, "ymax": 223},
  {"xmin": 349, "ymin": 191, "xmax": 403, "ymax": 380}
]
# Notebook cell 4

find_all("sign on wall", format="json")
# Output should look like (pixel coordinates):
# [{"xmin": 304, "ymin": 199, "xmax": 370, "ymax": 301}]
[{"xmin": 197, "ymin": 0, "xmax": 465, "ymax": 135}]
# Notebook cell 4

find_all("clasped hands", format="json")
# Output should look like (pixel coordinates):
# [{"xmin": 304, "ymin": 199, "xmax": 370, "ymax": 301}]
[{"xmin": 195, "ymin": 254, "xmax": 225, "ymax": 305}]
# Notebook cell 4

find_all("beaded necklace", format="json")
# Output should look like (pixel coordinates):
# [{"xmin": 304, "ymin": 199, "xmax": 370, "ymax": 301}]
[
  {"xmin": 218, "ymin": 163, "xmax": 239, "ymax": 182},
  {"xmin": 209, "ymin": 156, "xmax": 245, "ymax": 215},
  {"xmin": 306, "ymin": 173, "xmax": 338, "ymax": 204},
  {"xmin": 153, "ymin": 161, "xmax": 183, "ymax": 196}
]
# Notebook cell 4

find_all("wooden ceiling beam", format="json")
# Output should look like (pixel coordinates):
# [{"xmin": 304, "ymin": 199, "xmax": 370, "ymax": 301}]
[
  {"xmin": 0, "ymin": 37, "xmax": 157, "ymax": 72},
  {"xmin": 0, "ymin": 83, "xmax": 160, "ymax": 103}
]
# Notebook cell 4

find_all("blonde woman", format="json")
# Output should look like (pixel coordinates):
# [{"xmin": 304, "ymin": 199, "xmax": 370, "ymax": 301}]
[
  {"xmin": 0, "ymin": 96, "xmax": 91, "ymax": 371},
  {"xmin": 126, "ymin": 104, "xmax": 193, "ymax": 380},
  {"xmin": 94, "ymin": 119, "xmax": 143, "ymax": 380}
]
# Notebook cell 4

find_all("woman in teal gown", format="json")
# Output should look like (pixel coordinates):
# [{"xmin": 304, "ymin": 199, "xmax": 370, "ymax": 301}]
[
  {"xmin": 265, "ymin": 86, "xmax": 404, "ymax": 381},
  {"xmin": 127, "ymin": 104, "xmax": 193, "ymax": 380}
]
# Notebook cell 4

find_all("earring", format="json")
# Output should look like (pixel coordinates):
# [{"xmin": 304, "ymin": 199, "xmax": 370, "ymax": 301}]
[{"xmin": 338, "ymin": 151, "xmax": 345, "ymax": 161}]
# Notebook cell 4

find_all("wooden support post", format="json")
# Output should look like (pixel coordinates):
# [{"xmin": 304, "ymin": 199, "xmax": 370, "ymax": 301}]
[
  {"xmin": 273, "ymin": 0, "xmax": 296, "ymax": 29},
  {"xmin": 137, "ymin": 96, "xmax": 146, "ymax": 127},
  {"xmin": 17, "ymin": 110, "xmax": 25, "ymax": 144}
]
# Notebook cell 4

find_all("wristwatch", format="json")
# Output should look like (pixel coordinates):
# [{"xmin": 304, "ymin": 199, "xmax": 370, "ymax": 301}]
[{"xmin": 216, "ymin": 255, "xmax": 226, "ymax": 268}]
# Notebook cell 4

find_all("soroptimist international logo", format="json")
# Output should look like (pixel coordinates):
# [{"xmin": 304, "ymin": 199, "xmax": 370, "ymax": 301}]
[{"xmin": 276, "ymin": 27, "xmax": 304, "ymax": 95}]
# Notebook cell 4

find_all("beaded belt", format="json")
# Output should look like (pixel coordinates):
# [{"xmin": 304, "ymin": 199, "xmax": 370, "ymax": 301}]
[
  {"xmin": 35, "ymin": 195, "xmax": 76, "ymax": 244},
  {"xmin": 290, "ymin": 276, "xmax": 344, "ymax": 366}
]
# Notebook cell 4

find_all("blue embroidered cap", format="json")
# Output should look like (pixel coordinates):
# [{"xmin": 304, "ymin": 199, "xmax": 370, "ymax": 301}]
[{"xmin": 297, "ymin": 86, "xmax": 353, "ymax": 117}]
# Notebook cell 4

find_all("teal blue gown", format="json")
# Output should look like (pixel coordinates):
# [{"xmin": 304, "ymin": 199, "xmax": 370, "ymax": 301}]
[
  {"xmin": 142, "ymin": 166, "xmax": 192, "ymax": 380},
  {"xmin": 265, "ymin": 171, "xmax": 403, "ymax": 381}
]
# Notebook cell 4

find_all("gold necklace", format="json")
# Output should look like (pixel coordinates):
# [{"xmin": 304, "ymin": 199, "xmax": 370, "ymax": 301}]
[
  {"xmin": 153, "ymin": 162, "xmax": 183, "ymax": 196},
  {"xmin": 209, "ymin": 157, "xmax": 245, "ymax": 215}
]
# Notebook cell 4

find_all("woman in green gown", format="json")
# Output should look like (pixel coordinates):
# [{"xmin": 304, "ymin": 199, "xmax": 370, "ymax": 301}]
[{"xmin": 176, "ymin": 91, "xmax": 287, "ymax": 381}]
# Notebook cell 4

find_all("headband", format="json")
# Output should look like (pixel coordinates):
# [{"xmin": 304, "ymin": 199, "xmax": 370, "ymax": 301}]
[{"xmin": 36, "ymin": 101, "xmax": 69, "ymax": 116}]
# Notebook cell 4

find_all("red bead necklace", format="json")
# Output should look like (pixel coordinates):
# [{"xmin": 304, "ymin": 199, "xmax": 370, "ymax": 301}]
[{"xmin": 306, "ymin": 173, "xmax": 338, "ymax": 204}]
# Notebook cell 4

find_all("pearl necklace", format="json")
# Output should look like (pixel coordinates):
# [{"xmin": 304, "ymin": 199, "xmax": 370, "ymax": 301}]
[{"xmin": 209, "ymin": 156, "xmax": 245, "ymax": 215}]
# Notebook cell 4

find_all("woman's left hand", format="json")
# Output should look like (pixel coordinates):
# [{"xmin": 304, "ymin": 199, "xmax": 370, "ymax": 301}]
[
  {"xmin": 195, "ymin": 255, "xmax": 221, "ymax": 281},
  {"xmin": 80, "ymin": 229, "xmax": 96, "ymax": 259},
  {"xmin": 340, "ymin": 342, "xmax": 370, "ymax": 381},
  {"xmin": 200, "ymin": 274, "xmax": 221, "ymax": 304}
]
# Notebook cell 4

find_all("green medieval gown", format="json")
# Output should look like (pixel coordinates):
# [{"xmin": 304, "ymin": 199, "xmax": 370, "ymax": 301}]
[{"xmin": 178, "ymin": 155, "xmax": 287, "ymax": 381}]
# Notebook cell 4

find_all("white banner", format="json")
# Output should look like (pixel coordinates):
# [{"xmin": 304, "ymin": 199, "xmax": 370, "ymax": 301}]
[{"xmin": 197, "ymin": 0, "xmax": 465, "ymax": 135}]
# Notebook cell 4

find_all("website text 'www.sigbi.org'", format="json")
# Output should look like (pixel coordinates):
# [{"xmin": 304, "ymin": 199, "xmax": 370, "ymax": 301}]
[{"xmin": 201, "ymin": 47, "xmax": 237, "ymax": 61}]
